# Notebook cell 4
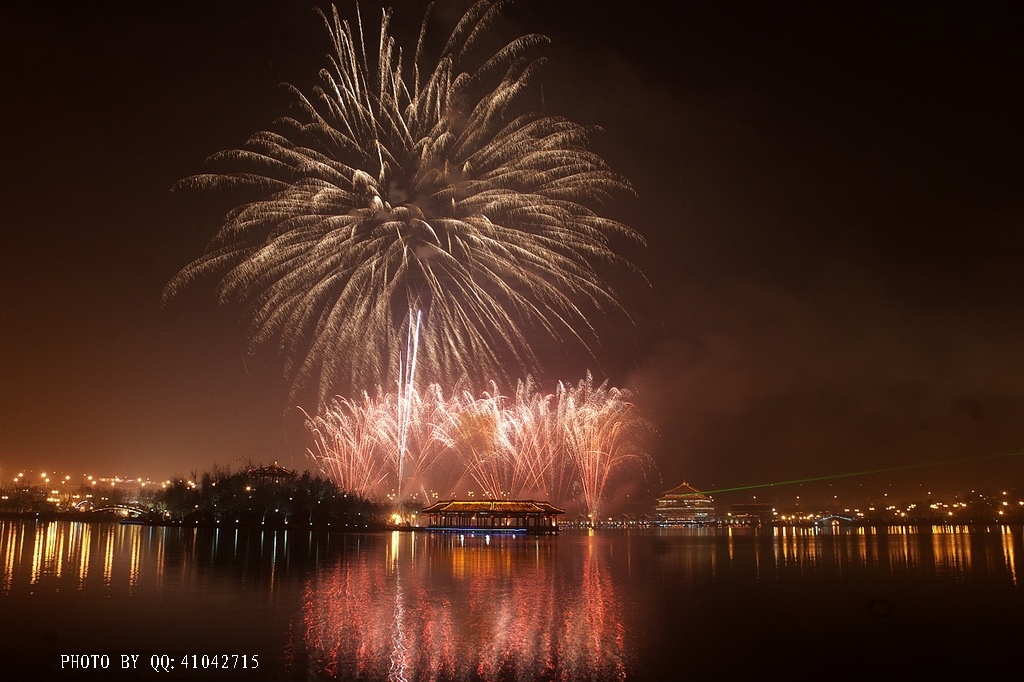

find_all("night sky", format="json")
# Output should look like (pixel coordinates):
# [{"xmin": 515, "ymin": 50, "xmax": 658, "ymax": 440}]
[{"xmin": 3, "ymin": 0, "xmax": 1022, "ymax": 509}]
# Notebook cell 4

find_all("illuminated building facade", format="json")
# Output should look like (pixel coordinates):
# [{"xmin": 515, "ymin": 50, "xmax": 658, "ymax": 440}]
[
  {"xmin": 725, "ymin": 503, "xmax": 776, "ymax": 525},
  {"xmin": 655, "ymin": 482, "xmax": 716, "ymax": 524},
  {"xmin": 421, "ymin": 500, "xmax": 564, "ymax": 534}
]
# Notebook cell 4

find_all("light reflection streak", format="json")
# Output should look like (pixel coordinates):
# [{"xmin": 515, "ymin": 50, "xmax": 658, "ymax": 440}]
[
  {"xmin": 102, "ymin": 524, "xmax": 115, "ymax": 586},
  {"xmin": 2, "ymin": 523, "xmax": 18, "ymax": 592},
  {"xmin": 269, "ymin": 531, "xmax": 277, "ymax": 597},
  {"xmin": 77, "ymin": 523, "xmax": 91, "ymax": 588},
  {"xmin": 388, "ymin": 532, "xmax": 409, "ymax": 682},
  {"xmin": 0, "ymin": 520, "xmax": 319, "ymax": 598},
  {"xmin": 129, "ymin": 524, "xmax": 143, "ymax": 591},
  {"xmin": 1002, "ymin": 526, "xmax": 1018, "ymax": 585},
  {"xmin": 300, "ymin": 533, "xmax": 627, "ymax": 681},
  {"xmin": 55, "ymin": 521, "xmax": 66, "ymax": 579},
  {"xmin": 660, "ymin": 524, "xmax": 1024, "ymax": 585},
  {"xmin": 30, "ymin": 522, "xmax": 46, "ymax": 584},
  {"xmin": 155, "ymin": 526, "xmax": 165, "ymax": 590},
  {"xmin": 931, "ymin": 526, "xmax": 970, "ymax": 578}
]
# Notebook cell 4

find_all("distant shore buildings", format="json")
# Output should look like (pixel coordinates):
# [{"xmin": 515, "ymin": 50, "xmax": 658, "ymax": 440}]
[
  {"xmin": 5, "ymin": 466, "xmax": 1022, "ymax": 527},
  {"xmin": 724, "ymin": 502, "xmax": 776, "ymax": 525}
]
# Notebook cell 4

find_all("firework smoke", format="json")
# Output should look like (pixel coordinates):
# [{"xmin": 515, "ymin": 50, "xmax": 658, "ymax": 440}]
[{"xmin": 165, "ymin": 1, "xmax": 642, "ymax": 406}]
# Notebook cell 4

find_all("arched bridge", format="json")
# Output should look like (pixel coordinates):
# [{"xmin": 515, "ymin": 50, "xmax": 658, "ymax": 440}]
[{"xmin": 87, "ymin": 504, "xmax": 151, "ymax": 518}]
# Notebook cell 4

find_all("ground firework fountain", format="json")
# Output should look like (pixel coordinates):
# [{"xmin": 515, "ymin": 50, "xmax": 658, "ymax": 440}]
[{"xmin": 305, "ymin": 375, "xmax": 652, "ymax": 518}]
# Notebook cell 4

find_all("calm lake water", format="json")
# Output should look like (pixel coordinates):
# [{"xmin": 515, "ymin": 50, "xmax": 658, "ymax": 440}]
[{"xmin": 3, "ymin": 519, "xmax": 1022, "ymax": 680}]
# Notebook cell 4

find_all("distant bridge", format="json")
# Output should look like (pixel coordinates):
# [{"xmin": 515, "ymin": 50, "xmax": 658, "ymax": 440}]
[
  {"xmin": 815, "ymin": 514, "xmax": 855, "ymax": 525},
  {"xmin": 81, "ymin": 503, "xmax": 151, "ymax": 518}
]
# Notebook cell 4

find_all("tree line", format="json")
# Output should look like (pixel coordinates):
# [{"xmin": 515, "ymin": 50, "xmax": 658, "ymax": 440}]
[{"xmin": 156, "ymin": 464, "xmax": 389, "ymax": 529}]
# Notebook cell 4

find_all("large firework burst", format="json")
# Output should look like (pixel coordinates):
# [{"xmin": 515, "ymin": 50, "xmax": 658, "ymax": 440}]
[{"xmin": 165, "ymin": 1, "xmax": 641, "ymax": 405}]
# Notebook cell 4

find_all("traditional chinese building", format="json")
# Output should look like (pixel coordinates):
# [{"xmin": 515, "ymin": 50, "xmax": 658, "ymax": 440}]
[
  {"xmin": 420, "ymin": 499, "xmax": 564, "ymax": 534},
  {"xmin": 655, "ymin": 482, "xmax": 716, "ymax": 524},
  {"xmin": 245, "ymin": 461, "xmax": 298, "ymax": 483}
]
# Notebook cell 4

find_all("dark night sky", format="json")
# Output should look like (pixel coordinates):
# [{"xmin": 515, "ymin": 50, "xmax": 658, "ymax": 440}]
[{"xmin": 2, "ymin": 0, "xmax": 1022, "ymax": 508}]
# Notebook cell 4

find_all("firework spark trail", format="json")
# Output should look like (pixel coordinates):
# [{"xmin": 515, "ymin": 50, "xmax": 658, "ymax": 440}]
[
  {"xmin": 396, "ymin": 309, "xmax": 422, "ymax": 496},
  {"xmin": 165, "ymin": 1, "xmax": 642, "ymax": 407},
  {"xmin": 304, "ymin": 394, "xmax": 391, "ymax": 499},
  {"xmin": 441, "ymin": 386, "xmax": 506, "ymax": 499},
  {"xmin": 559, "ymin": 374, "xmax": 649, "ymax": 520},
  {"xmin": 307, "ymin": 384, "xmax": 453, "ymax": 502},
  {"xmin": 380, "ymin": 384, "xmax": 455, "ymax": 501},
  {"xmin": 304, "ymin": 375, "xmax": 651, "ymax": 516},
  {"xmin": 499, "ymin": 378, "xmax": 558, "ymax": 499}
]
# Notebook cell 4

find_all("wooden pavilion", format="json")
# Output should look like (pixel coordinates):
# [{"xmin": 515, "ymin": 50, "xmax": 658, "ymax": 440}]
[{"xmin": 420, "ymin": 499, "xmax": 564, "ymax": 534}]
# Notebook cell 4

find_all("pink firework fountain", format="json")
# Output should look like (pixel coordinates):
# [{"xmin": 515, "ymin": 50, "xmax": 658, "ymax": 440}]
[{"xmin": 304, "ymin": 374, "xmax": 651, "ymax": 518}]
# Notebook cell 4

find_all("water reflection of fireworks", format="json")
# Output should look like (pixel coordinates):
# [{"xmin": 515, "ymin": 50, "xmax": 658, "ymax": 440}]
[
  {"xmin": 304, "ymin": 374, "xmax": 651, "ymax": 518},
  {"xmin": 296, "ymin": 532, "xmax": 628, "ymax": 681}
]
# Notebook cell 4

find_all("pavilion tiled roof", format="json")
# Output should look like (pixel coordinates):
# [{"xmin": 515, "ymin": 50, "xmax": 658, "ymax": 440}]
[
  {"xmin": 245, "ymin": 461, "xmax": 298, "ymax": 479},
  {"xmin": 420, "ymin": 499, "xmax": 564, "ymax": 515},
  {"xmin": 658, "ymin": 481, "xmax": 712, "ymax": 499}
]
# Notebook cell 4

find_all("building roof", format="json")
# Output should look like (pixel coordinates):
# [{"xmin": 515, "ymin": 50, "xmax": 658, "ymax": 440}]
[
  {"xmin": 729, "ymin": 503, "xmax": 774, "ymax": 513},
  {"xmin": 420, "ymin": 499, "xmax": 565, "ymax": 515},
  {"xmin": 245, "ymin": 461, "xmax": 298, "ymax": 480},
  {"xmin": 658, "ymin": 481, "xmax": 712, "ymax": 500}
]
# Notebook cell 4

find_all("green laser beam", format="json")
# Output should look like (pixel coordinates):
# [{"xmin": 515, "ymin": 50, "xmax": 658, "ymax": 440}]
[{"xmin": 694, "ymin": 447, "xmax": 1024, "ymax": 497}]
